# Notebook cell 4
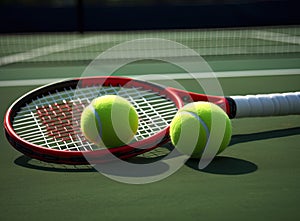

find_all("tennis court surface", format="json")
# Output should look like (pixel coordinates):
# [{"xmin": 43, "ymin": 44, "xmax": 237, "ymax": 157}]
[{"xmin": 1, "ymin": 25, "xmax": 300, "ymax": 220}]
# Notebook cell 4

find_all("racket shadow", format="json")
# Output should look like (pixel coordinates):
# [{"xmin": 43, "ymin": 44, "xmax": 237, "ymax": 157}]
[
  {"xmin": 13, "ymin": 127, "xmax": 299, "ymax": 173},
  {"xmin": 14, "ymin": 155, "xmax": 96, "ymax": 172},
  {"xmin": 229, "ymin": 127, "xmax": 300, "ymax": 146}
]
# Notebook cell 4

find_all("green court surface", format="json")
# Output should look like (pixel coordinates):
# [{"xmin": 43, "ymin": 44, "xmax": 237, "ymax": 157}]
[{"xmin": 1, "ymin": 26, "xmax": 300, "ymax": 221}]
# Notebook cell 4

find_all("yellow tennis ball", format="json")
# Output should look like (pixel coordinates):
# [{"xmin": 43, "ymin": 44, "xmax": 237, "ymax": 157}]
[
  {"xmin": 170, "ymin": 101, "xmax": 232, "ymax": 158},
  {"xmin": 80, "ymin": 95, "xmax": 139, "ymax": 148}
]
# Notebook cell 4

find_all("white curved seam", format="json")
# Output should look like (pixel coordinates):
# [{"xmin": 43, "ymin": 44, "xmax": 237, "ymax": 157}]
[{"xmin": 88, "ymin": 105, "xmax": 102, "ymax": 143}]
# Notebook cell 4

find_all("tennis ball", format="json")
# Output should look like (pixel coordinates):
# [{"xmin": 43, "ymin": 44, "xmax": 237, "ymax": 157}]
[
  {"xmin": 170, "ymin": 101, "xmax": 232, "ymax": 158},
  {"xmin": 80, "ymin": 95, "xmax": 139, "ymax": 148}
]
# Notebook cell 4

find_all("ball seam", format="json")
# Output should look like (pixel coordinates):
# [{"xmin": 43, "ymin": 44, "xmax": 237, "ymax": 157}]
[
  {"xmin": 180, "ymin": 110, "xmax": 210, "ymax": 142},
  {"xmin": 88, "ymin": 104, "xmax": 103, "ymax": 144}
]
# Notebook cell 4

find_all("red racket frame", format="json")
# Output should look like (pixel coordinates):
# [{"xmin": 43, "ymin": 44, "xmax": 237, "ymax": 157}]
[{"xmin": 4, "ymin": 76, "xmax": 234, "ymax": 164}]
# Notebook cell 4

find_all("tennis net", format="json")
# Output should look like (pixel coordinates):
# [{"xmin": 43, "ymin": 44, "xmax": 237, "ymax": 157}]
[{"xmin": 0, "ymin": 25, "xmax": 299, "ymax": 66}]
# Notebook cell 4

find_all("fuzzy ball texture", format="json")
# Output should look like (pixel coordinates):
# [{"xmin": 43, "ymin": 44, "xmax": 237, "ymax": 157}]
[
  {"xmin": 80, "ymin": 95, "xmax": 139, "ymax": 148},
  {"xmin": 170, "ymin": 101, "xmax": 232, "ymax": 158}
]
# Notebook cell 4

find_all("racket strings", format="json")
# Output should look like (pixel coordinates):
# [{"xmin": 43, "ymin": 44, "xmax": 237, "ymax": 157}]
[
  {"xmin": 26, "ymin": 89, "xmax": 90, "ymax": 151},
  {"xmin": 12, "ymin": 84, "xmax": 178, "ymax": 152},
  {"xmin": 14, "ymin": 87, "xmax": 90, "ymax": 151},
  {"xmin": 116, "ymin": 87, "xmax": 175, "ymax": 139}
]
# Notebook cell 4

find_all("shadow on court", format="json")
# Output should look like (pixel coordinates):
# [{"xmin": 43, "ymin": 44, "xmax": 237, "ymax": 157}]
[
  {"xmin": 186, "ymin": 127, "xmax": 300, "ymax": 175},
  {"xmin": 14, "ymin": 127, "xmax": 300, "ymax": 174},
  {"xmin": 14, "ymin": 155, "xmax": 96, "ymax": 172},
  {"xmin": 229, "ymin": 127, "xmax": 300, "ymax": 146},
  {"xmin": 186, "ymin": 156, "xmax": 258, "ymax": 175}
]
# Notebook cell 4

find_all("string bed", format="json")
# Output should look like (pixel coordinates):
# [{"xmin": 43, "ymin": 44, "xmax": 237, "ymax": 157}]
[{"xmin": 12, "ymin": 84, "xmax": 178, "ymax": 152}]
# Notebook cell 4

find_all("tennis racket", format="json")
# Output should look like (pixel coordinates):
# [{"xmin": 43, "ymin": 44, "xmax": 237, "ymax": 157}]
[{"xmin": 4, "ymin": 76, "xmax": 300, "ymax": 164}]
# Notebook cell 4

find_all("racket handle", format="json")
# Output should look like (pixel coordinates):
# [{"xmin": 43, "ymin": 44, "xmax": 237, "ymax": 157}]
[{"xmin": 231, "ymin": 92, "xmax": 300, "ymax": 118}]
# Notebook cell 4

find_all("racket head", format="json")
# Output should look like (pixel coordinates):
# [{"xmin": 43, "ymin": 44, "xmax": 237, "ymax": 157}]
[{"xmin": 4, "ymin": 76, "xmax": 186, "ymax": 164}]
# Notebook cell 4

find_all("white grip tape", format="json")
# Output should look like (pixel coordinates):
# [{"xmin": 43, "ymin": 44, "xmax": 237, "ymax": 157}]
[{"xmin": 231, "ymin": 92, "xmax": 300, "ymax": 118}]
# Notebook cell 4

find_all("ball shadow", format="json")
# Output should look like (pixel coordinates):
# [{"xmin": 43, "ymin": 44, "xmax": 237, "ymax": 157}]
[
  {"xmin": 186, "ymin": 156, "xmax": 258, "ymax": 175},
  {"xmin": 14, "ymin": 127, "xmax": 299, "ymax": 174}
]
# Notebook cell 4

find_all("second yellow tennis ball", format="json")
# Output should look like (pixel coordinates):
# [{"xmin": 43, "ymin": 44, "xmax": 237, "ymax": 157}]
[
  {"xmin": 170, "ymin": 102, "xmax": 232, "ymax": 158},
  {"xmin": 81, "ymin": 95, "xmax": 139, "ymax": 148}
]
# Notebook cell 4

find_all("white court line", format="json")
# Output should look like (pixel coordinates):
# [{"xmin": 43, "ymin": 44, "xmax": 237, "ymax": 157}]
[
  {"xmin": 251, "ymin": 30, "xmax": 300, "ymax": 45},
  {"xmin": 0, "ymin": 78, "xmax": 67, "ymax": 87},
  {"xmin": 2, "ymin": 29, "xmax": 299, "ymax": 66},
  {"xmin": 0, "ymin": 69, "xmax": 299, "ymax": 87},
  {"xmin": 0, "ymin": 36, "xmax": 112, "ymax": 66}
]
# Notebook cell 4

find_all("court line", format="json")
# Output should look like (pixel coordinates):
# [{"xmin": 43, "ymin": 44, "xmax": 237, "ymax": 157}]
[
  {"xmin": 2, "ymin": 28, "xmax": 299, "ymax": 66},
  {"xmin": 0, "ymin": 69, "xmax": 299, "ymax": 87},
  {"xmin": 0, "ymin": 36, "xmax": 111, "ymax": 66},
  {"xmin": 0, "ymin": 78, "xmax": 66, "ymax": 87},
  {"xmin": 252, "ymin": 30, "xmax": 300, "ymax": 45}
]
